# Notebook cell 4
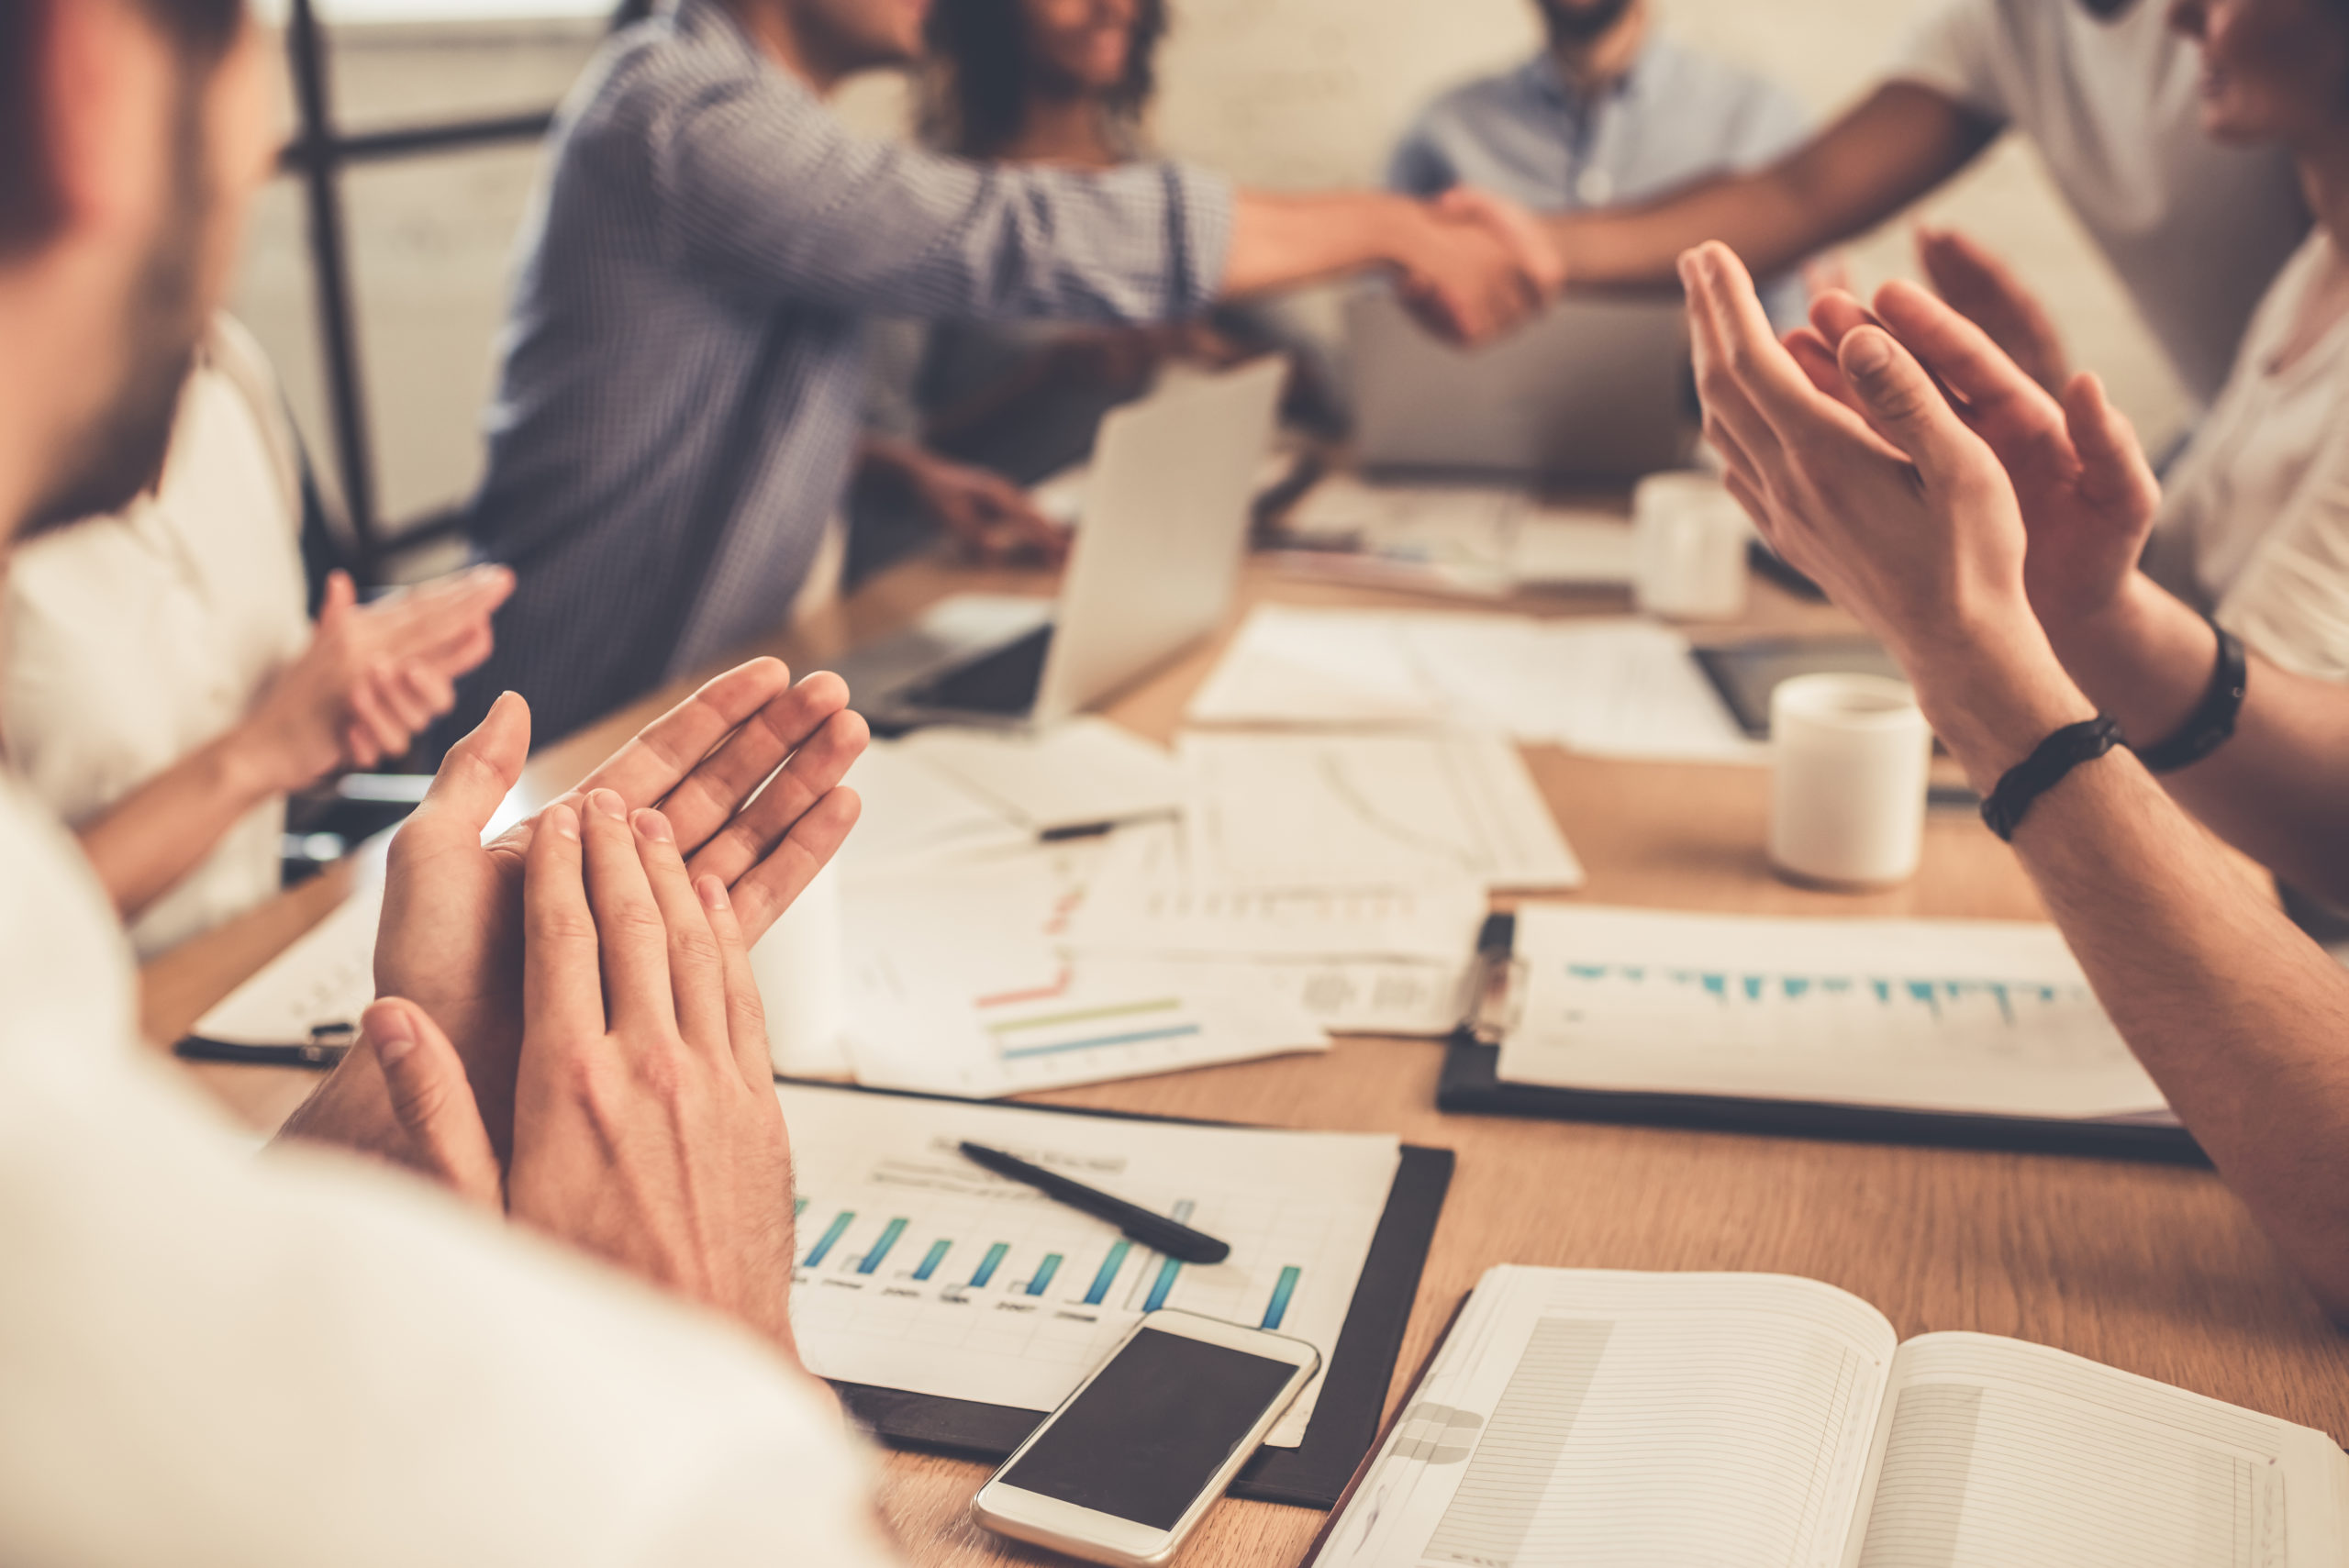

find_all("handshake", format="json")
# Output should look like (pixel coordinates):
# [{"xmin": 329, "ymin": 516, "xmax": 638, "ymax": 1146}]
[{"xmin": 1386, "ymin": 186, "xmax": 1568, "ymax": 346}]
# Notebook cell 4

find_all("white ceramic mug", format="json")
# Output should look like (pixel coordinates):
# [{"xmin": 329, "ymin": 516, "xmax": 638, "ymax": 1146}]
[
  {"xmin": 751, "ymin": 859, "xmax": 848, "ymax": 1077},
  {"xmin": 1633, "ymin": 471, "xmax": 1750, "ymax": 620},
  {"xmin": 1768, "ymin": 673, "xmax": 1932, "ymax": 888}
]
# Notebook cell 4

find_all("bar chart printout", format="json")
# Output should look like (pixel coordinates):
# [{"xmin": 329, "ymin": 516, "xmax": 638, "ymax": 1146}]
[
  {"xmin": 777, "ymin": 1084, "xmax": 1400, "ymax": 1448},
  {"xmin": 1497, "ymin": 906, "xmax": 2171, "ymax": 1121}
]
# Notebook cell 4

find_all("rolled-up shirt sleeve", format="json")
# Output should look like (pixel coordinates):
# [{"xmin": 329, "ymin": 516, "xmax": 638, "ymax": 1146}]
[{"xmin": 636, "ymin": 65, "xmax": 1233, "ymax": 324}]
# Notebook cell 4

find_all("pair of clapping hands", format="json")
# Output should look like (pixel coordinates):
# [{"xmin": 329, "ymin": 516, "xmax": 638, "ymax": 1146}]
[
  {"xmin": 1678, "ymin": 236, "xmax": 2159, "ymax": 774},
  {"xmin": 281, "ymin": 658, "xmax": 867, "ymax": 1356}
]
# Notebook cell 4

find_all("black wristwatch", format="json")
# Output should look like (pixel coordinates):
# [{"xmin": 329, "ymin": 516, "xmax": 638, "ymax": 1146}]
[
  {"xmin": 1980, "ymin": 717, "xmax": 2125, "ymax": 843},
  {"xmin": 2132, "ymin": 617, "xmax": 2247, "ymax": 774}
]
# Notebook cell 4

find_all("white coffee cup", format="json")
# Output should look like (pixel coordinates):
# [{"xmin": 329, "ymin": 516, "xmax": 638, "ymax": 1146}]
[
  {"xmin": 751, "ymin": 859, "xmax": 848, "ymax": 1077},
  {"xmin": 1769, "ymin": 673, "xmax": 1932, "ymax": 888},
  {"xmin": 1634, "ymin": 471, "xmax": 1749, "ymax": 621}
]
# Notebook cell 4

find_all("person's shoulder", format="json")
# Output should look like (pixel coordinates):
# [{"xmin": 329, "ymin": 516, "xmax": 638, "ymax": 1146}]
[{"xmin": 567, "ymin": 0, "xmax": 785, "ymax": 139}]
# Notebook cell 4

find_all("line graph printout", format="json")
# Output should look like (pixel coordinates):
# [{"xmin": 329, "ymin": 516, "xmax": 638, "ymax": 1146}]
[
  {"xmin": 1180, "ymin": 731, "xmax": 1583, "ymax": 893},
  {"xmin": 777, "ymin": 1084, "xmax": 1400, "ymax": 1448},
  {"xmin": 1499, "ymin": 906, "xmax": 2168, "ymax": 1120}
]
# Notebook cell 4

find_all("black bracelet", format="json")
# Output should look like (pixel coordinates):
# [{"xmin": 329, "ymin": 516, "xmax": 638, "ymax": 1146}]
[
  {"xmin": 1980, "ymin": 717, "xmax": 2124, "ymax": 842},
  {"xmin": 2132, "ymin": 617, "xmax": 2247, "ymax": 774}
]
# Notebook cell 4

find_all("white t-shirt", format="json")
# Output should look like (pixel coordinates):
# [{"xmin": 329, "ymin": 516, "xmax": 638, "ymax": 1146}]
[
  {"xmin": 0, "ymin": 770, "xmax": 900, "ymax": 1566},
  {"xmin": 2144, "ymin": 230, "xmax": 2349, "ymax": 677},
  {"xmin": 1891, "ymin": 0, "xmax": 2309, "ymax": 407},
  {"xmin": 2, "ymin": 316, "xmax": 312, "ymax": 956}
]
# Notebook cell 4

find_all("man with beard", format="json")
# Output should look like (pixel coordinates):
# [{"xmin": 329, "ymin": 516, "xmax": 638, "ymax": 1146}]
[
  {"xmin": 0, "ymin": 0, "xmax": 904, "ymax": 1558},
  {"xmin": 1538, "ymin": 0, "xmax": 2309, "ymax": 412},
  {"xmin": 1389, "ymin": 0, "xmax": 1817, "ymax": 328}
]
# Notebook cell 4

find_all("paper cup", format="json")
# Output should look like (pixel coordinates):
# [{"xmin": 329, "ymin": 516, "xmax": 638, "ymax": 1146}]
[{"xmin": 1768, "ymin": 673, "xmax": 1932, "ymax": 888}]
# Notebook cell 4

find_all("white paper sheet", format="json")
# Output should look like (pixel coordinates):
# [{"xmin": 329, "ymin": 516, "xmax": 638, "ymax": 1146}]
[
  {"xmin": 841, "ymin": 839, "xmax": 1329, "ymax": 1098},
  {"xmin": 1499, "ymin": 905, "xmax": 2170, "ymax": 1120},
  {"xmin": 1270, "ymin": 477, "xmax": 1635, "ymax": 594},
  {"xmin": 834, "ymin": 740, "xmax": 1030, "ymax": 874},
  {"xmin": 1186, "ymin": 606, "xmax": 1759, "ymax": 764},
  {"xmin": 897, "ymin": 717, "xmax": 1184, "ymax": 833},
  {"xmin": 1180, "ymin": 731, "xmax": 1583, "ymax": 894},
  {"xmin": 778, "ymin": 1083, "xmax": 1400, "ymax": 1447},
  {"xmin": 188, "ymin": 879, "xmax": 381, "ymax": 1047}
]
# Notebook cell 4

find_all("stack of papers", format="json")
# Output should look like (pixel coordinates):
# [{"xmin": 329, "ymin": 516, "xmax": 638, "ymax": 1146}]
[
  {"xmin": 1265, "ymin": 476, "xmax": 1636, "ymax": 597},
  {"xmin": 1188, "ymin": 605, "xmax": 1761, "ymax": 764}
]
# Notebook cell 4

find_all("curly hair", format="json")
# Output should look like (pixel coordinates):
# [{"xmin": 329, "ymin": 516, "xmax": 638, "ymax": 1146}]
[{"xmin": 918, "ymin": 0, "xmax": 1168, "ymax": 159}]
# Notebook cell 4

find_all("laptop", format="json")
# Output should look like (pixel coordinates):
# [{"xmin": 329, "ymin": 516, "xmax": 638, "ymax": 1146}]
[
  {"xmin": 1346, "ymin": 286, "xmax": 1695, "ymax": 481},
  {"xmin": 834, "ymin": 356, "xmax": 1287, "ymax": 733}
]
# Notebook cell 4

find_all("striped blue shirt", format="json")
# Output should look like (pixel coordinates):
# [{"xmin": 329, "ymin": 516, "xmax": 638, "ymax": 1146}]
[
  {"xmin": 454, "ymin": 0, "xmax": 1232, "ymax": 744},
  {"xmin": 1388, "ymin": 41, "xmax": 1811, "ymax": 328}
]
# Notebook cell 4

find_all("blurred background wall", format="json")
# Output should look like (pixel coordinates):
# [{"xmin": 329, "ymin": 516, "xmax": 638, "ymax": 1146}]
[{"xmin": 237, "ymin": 0, "xmax": 2189, "ymax": 556}]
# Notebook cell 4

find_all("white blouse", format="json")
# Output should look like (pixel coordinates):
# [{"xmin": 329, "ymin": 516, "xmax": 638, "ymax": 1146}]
[
  {"xmin": 2, "ymin": 316, "xmax": 313, "ymax": 956},
  {"xmin": 2146, "ymin": 230, "xmax": 2349, "ymax": 678}
]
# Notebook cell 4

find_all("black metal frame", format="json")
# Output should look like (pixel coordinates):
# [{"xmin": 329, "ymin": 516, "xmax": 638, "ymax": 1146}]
[{"xmin": 275, "ymin": 0, "xmax": 561, "ymax": 582}]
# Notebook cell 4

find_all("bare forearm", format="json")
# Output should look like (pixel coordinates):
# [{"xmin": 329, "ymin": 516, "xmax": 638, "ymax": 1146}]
[
  {"xmin": 1932, "ymin": 651, "xmax": 2349, "ymax": 1318},
  {"xmin": 75, "ymin": 722, "xmax": 293, "ymax": 921},
  {"xmin": 1552, "ymin": 83, "xmax": 1994, "ymax": 289},
  {"xmin": 2050, "ymin": 576, "xmax": 2349, "ymax": 902},
  {"xmin": 1222, "ymin": 191, "xmax": 1420, "ymax": 296}
]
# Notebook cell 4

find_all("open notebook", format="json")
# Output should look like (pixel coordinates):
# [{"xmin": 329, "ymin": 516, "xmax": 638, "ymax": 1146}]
[{"xmin": 1313, "ymin": 1267, "xmax": 2347, "ymax": 1567}]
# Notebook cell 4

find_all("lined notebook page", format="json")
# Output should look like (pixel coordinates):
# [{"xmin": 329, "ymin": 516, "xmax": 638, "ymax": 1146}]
[
  {"xmin": 1404, "ymin": 1271, "xmax": 1898, "ymax": 1567},
  {"xmin": 1851, "ymin": 1333, "xmax": 2347, "ymax": 1568}
]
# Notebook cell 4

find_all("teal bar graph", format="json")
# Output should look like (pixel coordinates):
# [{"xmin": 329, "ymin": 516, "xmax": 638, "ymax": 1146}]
[
  {"xmin": 1085, "ymin": 1240, "xmax": 1132, "ymax": 1306},
  {"xmin": 855, "ymin": 1218, "xmax": 907, "ymax": 1275},
  {"xmin": 1141, "ymin": 1255, "xmax": 1183, "ymax": 1312},
  {"xmin": 971, "ymin": 1241, "xmax": 1009, "ymax": 1289},
  {"xmin": 803, "ymin": 1210, "xmax": 854, "ymax": 1268},
  {"xmin": 912, "ymin": 1240, "xmax": 951, "ymax": 1282},
  {"xmin": 1261, "ymin": 1266, "xmax": 1302, "ymax": 1329},
  {"xmin": 1025, "ymin": 1253, "xmax": 1063, "ymax": 1296}
]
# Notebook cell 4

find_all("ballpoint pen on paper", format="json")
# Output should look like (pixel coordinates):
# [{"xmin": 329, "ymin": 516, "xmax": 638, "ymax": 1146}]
[{"xmin": 957, "ymin": 1140, "xmax": 1233, "ymax": 1264}]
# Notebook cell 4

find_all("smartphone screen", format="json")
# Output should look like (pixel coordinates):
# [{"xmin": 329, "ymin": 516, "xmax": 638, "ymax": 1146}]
[{"xmin": 1000, "ymin": 1328, "xmax": 1303, "ymax": 1529}]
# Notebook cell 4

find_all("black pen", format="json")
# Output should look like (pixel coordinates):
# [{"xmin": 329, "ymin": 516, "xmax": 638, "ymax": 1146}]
[{"xmin": 957, "ymin": 1141, "xmax": 1232, "ymax": 1265}]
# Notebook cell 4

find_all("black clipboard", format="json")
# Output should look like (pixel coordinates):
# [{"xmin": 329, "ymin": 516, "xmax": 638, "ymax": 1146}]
[
  {"xmin": 792, "ymin": 1083, "xmax": 1455, "ymax": 1511},
  {"xmin": 1437, "ymin": 915, "xmax": 2206, "ymax": 1165}
]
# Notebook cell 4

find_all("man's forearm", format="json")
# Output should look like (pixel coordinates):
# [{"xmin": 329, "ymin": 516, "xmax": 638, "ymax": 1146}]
[
  {"xmin": 1221, "ymin": 191, "xmax": 1424, "ymax": 296},
  {"xmin": 2050, "ymin": 576, "xmax": 2349, "ymax": 903},
  {"xmin": 76, "ymin": 724, "xmax": 291, "ymax": 922},
  {"xmin": 1551, "ymin": 83, "xmax": 1994, "ymax": 290},
  {"xmin": 1930, "ymin": 648, "xmax": 2349, "ymax": 1318}
]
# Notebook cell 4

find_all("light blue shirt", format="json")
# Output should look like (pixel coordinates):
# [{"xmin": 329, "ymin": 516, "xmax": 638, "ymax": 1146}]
[{"xmin": 1388, "ymin": 40, "xmax": 1811, "ymax": 327}]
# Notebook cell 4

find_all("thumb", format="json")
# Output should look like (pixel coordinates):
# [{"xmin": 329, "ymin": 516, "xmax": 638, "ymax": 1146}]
[
  {"xmin": 1838, "ymin": 326, "xmax": 1973, "ymax": 485},
  {"xmin": 364, "ymin": 998, "xmax": 501, "ymax": 1208},
  {"xmin": 2062, "ymin": 371, "xmax": 2161, "ymax": 517},
  {"xmin": 317, "ymin": 569, "xmax": 358, "ymax": 628},
  {"xmin": 407, "ymin": 688, "xmax": 530, "ymax": 845}
]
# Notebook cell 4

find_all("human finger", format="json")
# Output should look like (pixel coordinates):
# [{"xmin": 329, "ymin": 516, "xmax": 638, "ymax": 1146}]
[
  {"xmin": 2062, "ymin": 371, "xmax": 2162, "ymax": 519},
  {"xmin": 1439, "ymin": 186, "xmax": 1566, "ymax": 301},
  {"xmin": 684, "ymin": 706, "xmax": 869, "ymax": 915},
  {"xmin": 722, "ymin": 786, "xmax": 863, "ymax": 941},
  {"xmin": 317, "ymin": 569, "xmax": 358, "ymax": 630},
  {"xmin": 350, "ymin": 668, "xmax": 415, "ymax": 759},
  {"xmin": 395, "ymin": 662, "xmax": 458, "ymax": 721},
  {"xmin": 1917, "ymin": 226, "xmax": 2066, "ymax": 393},
  {"xmin": 1808, "ymin": 289, "xmax": 1876, "ymax": 349},
  {"xmin": 1833, "ymin": 324, "xmax": 1985, "ymax": 490},
  {"xmin": 696, "ymin": 873, "xmax": 774, "ymax": 1094},
  {"xmin": 1681, "ymin": 247, "xmax": 1792, "ymax": 481},
  {"xmin": 565, "ymin": 658, "xmax": 796, "ymax": 822},
  {"xmin": 369, "ymin": 663, "xmax": 435, "ymax": 736},
  {"xmin": 522, "ymin": 802, "xmax": 605, "ymax": 1045},
  {"xmin": 630, "ymin": 806, "xmax": 729, "ymax": 1058},
  {"xmin": 1785, "ymin": 327, "xmax": 1862, "ymax": 411},
  {"xmin": 1871, "ymin": 278, "xmax": 2055, "ymax": 429},
  {"xmin": 365, "ymin": 996, "xmax": 502, "ymax": 1208},
  {"xmin": 405, "ymin": 689, "xmax": 530, "ymax": 852},
  {"xmin": 581, "ymin": 787, "xmax": 675, "ymax": 1036},
  {"xmin": 343, "ymin": 721, "xmax": 383, "ymax": 772},
  {"xmin": 655, "ymin": 671, "xmax": 852, "ymax": 855}
]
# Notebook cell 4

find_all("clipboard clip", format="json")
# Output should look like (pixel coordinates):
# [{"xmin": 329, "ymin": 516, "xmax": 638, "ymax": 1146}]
[{"xmin": 1464, "ymin": 912, "xmax": 1525, "ymax": 1047}]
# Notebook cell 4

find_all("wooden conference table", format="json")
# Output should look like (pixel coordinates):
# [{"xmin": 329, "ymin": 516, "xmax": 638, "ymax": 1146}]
[{"xmin": 141, "ymin": 548, "xmax": 2349, "ymax": 1567}]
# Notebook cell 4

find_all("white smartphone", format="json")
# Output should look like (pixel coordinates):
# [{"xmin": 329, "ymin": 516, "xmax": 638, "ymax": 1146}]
[{"xmin": 969, "ymin": 1309, "xmax": 1321, "ymax": 1567}]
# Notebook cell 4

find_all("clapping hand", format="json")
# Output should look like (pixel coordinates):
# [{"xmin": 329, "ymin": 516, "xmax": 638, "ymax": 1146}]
[
  {"xmin": 280, "ymin": 658, "xmax": 866, "ymax": 1178},
  {"xmin": 1785, "ymin": 276, "xmax": 2160, "ymax": 634}
]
